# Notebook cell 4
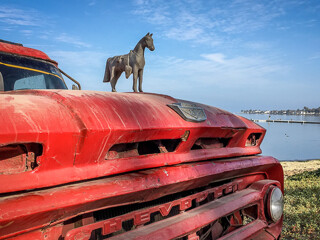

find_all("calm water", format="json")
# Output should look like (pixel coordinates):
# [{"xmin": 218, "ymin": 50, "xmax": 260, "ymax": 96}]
[{"xmin": 238, "ymin": 113, "xmax": 320, "ymax": 161}]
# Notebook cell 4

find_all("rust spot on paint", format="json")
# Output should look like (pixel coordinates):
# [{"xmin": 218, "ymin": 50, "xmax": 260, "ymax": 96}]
[{"xmin": 181, "ymin": 130, "xmax": 190, "ymax": 142}]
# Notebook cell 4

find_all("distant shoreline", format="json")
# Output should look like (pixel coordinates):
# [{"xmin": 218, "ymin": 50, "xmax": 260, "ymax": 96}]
[
  {"xmin": 241, "ymin": 112, "xmax": 320, "ymax": 116},
  {"xmin": 279, "ymin": 159, "xmax": 320, "ymax": 162},
  {"xmin": 241, "ymin": 109, "xmax": 320, "ymax": 116}
]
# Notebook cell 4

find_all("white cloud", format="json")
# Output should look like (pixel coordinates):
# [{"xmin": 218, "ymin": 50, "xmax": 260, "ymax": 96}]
[
  {"xmin": 132, "ymin": 0, "xmax": 289, "ymax": 45},
  {"xmin": 165, "ymin": 27, "xmax": 204, "ymax": 41},
  {"xmin": 55, "ymin": 34, "xmax": 92, "ymax": 48},
  {"xmin": 132, "ymin": 1, "xmax": 170, "ymax": 25},
  {"xmin": 201, "ymin": 53, "xmax": 226, "ymax": 64},
  {"xmin": 245, "ymin": 42, "xmax": 271, "ymax": 50},
  {"xmin": 147, "ymin": 52, "xmax": 288, "ymax": 89},
  {"xmin": 134, "ymin": 0, "xmax": 151, "ymax": 6},
  {"xmin": 0, "ymin": 6, "xmax": 40, "ymax": 26},
  {"xmin": 88, "ymin": 0, "xmax": 96, "ymax": 6},
  {"xmin": 132, "ymin": 0, "xmax": 308, "ymax": 47},
  {"xmin": 20, "ymin": 30, "xmax": 33, "ymax": 36}
]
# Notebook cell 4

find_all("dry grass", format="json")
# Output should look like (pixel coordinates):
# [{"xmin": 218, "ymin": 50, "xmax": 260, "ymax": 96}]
[
  {"xmin": 280, "ymin": 160, "xmax": 320, "ymax": 239},
  {"xmin": 281, "ymin": 160, "xmax": 320, "ymax": 177}
]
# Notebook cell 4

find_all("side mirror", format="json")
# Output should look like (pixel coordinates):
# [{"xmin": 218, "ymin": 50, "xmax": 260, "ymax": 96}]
[
  {"xmin": 59, "ymin": 68, "xmax": 82, "ymax": 90},
  {"xmin": 72, "ymin": 84, "xmax": 79, "ymax": 90}
]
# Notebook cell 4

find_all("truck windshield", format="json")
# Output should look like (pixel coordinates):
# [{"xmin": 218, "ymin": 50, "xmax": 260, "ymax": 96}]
[{"xmin": 0, "ymin": 53, "xmax": 67, "ymax": 91}]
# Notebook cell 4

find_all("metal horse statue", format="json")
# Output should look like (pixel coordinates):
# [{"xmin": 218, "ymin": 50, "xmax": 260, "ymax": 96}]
[{"xmin": 103, "ymin": 33, "xmax": 155, "ymax": 92}]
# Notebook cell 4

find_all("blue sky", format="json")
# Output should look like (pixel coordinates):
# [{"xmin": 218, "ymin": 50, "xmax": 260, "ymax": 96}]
[{"xmin": 1, "ymin": 0, "xmax": 319, "ymax": 112}]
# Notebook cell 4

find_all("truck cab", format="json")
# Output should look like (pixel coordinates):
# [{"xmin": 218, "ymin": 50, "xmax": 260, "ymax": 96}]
[{"xmin": 0, "ymin": 40, "xmax": 283, "ymax": 240}]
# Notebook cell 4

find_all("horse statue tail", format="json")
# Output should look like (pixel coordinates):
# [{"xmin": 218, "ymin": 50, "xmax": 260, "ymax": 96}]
[{"xmin": 103, "ymin": 58, "xmax": 111, "ymax": 82}]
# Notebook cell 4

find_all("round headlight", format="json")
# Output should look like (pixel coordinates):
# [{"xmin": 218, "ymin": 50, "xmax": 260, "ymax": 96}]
[{"xmin": 267, "ymin": 187, "xmax": 284, "ymax": 222}]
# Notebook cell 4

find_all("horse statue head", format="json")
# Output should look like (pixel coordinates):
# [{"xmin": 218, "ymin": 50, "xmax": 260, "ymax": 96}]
[{"xmin": 143, "ymin": 33, "xmax": 155, "ymax": 51}]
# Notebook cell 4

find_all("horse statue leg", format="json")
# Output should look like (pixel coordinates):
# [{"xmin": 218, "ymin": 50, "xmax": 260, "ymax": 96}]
[
  {"xmin": 110, "ymin": 69, "xmax": 122, "ymax": 92},
  {"xmin": 132, "ymin": 68, "xmax": 139, "ymax": 92},
  {"xmin": 138, "ymin": 69, "xmax": 143, "ymax": 92},
  {"xmin": 103, "ymin": 59, "xmax": 111, "ymax": 83}
]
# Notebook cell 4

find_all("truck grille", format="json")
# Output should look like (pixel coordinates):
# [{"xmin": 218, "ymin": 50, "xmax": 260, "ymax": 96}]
[{"xmin": 63, "ymin": 177, "xmax": 261, "ymax": 239}]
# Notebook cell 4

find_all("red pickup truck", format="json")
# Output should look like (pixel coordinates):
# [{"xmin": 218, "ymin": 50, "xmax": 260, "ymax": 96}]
[{"xmin": 0, "ymin": 39, "xmax": 283, "ymax": 240}]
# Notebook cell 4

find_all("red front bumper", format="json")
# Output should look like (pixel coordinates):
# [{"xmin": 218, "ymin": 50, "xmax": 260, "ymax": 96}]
[{"xmin": 1, "ymin": 155, "xmax": 283, "ymax": 240}]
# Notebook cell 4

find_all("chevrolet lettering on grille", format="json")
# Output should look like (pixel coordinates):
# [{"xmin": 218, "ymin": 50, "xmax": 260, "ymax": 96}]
[{"xmin": 65, "ymin": 180, "xmax": 242, "ymax": 239}]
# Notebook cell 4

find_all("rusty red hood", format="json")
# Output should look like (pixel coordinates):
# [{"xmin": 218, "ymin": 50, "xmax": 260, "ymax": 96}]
[{"xmin": 0, "ymin": 90, "xmax": 265, "ymax": 193}]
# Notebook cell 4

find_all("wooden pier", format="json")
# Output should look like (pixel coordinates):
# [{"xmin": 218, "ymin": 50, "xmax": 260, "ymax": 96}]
[{"xmin": 252, "ymin": 119, "xmax": 320, "ymax": 124}]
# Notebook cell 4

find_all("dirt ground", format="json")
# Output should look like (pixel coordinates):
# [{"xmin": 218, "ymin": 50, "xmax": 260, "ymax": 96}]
[{"xmin": 281, "ymin": 159, "xmax": 320, "ymax": 177}]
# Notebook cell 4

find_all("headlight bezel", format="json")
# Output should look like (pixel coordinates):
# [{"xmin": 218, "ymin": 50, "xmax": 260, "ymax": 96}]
[{"xmin": 267, "ymin": 186, "xmax": 284, "ymax": 222}]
